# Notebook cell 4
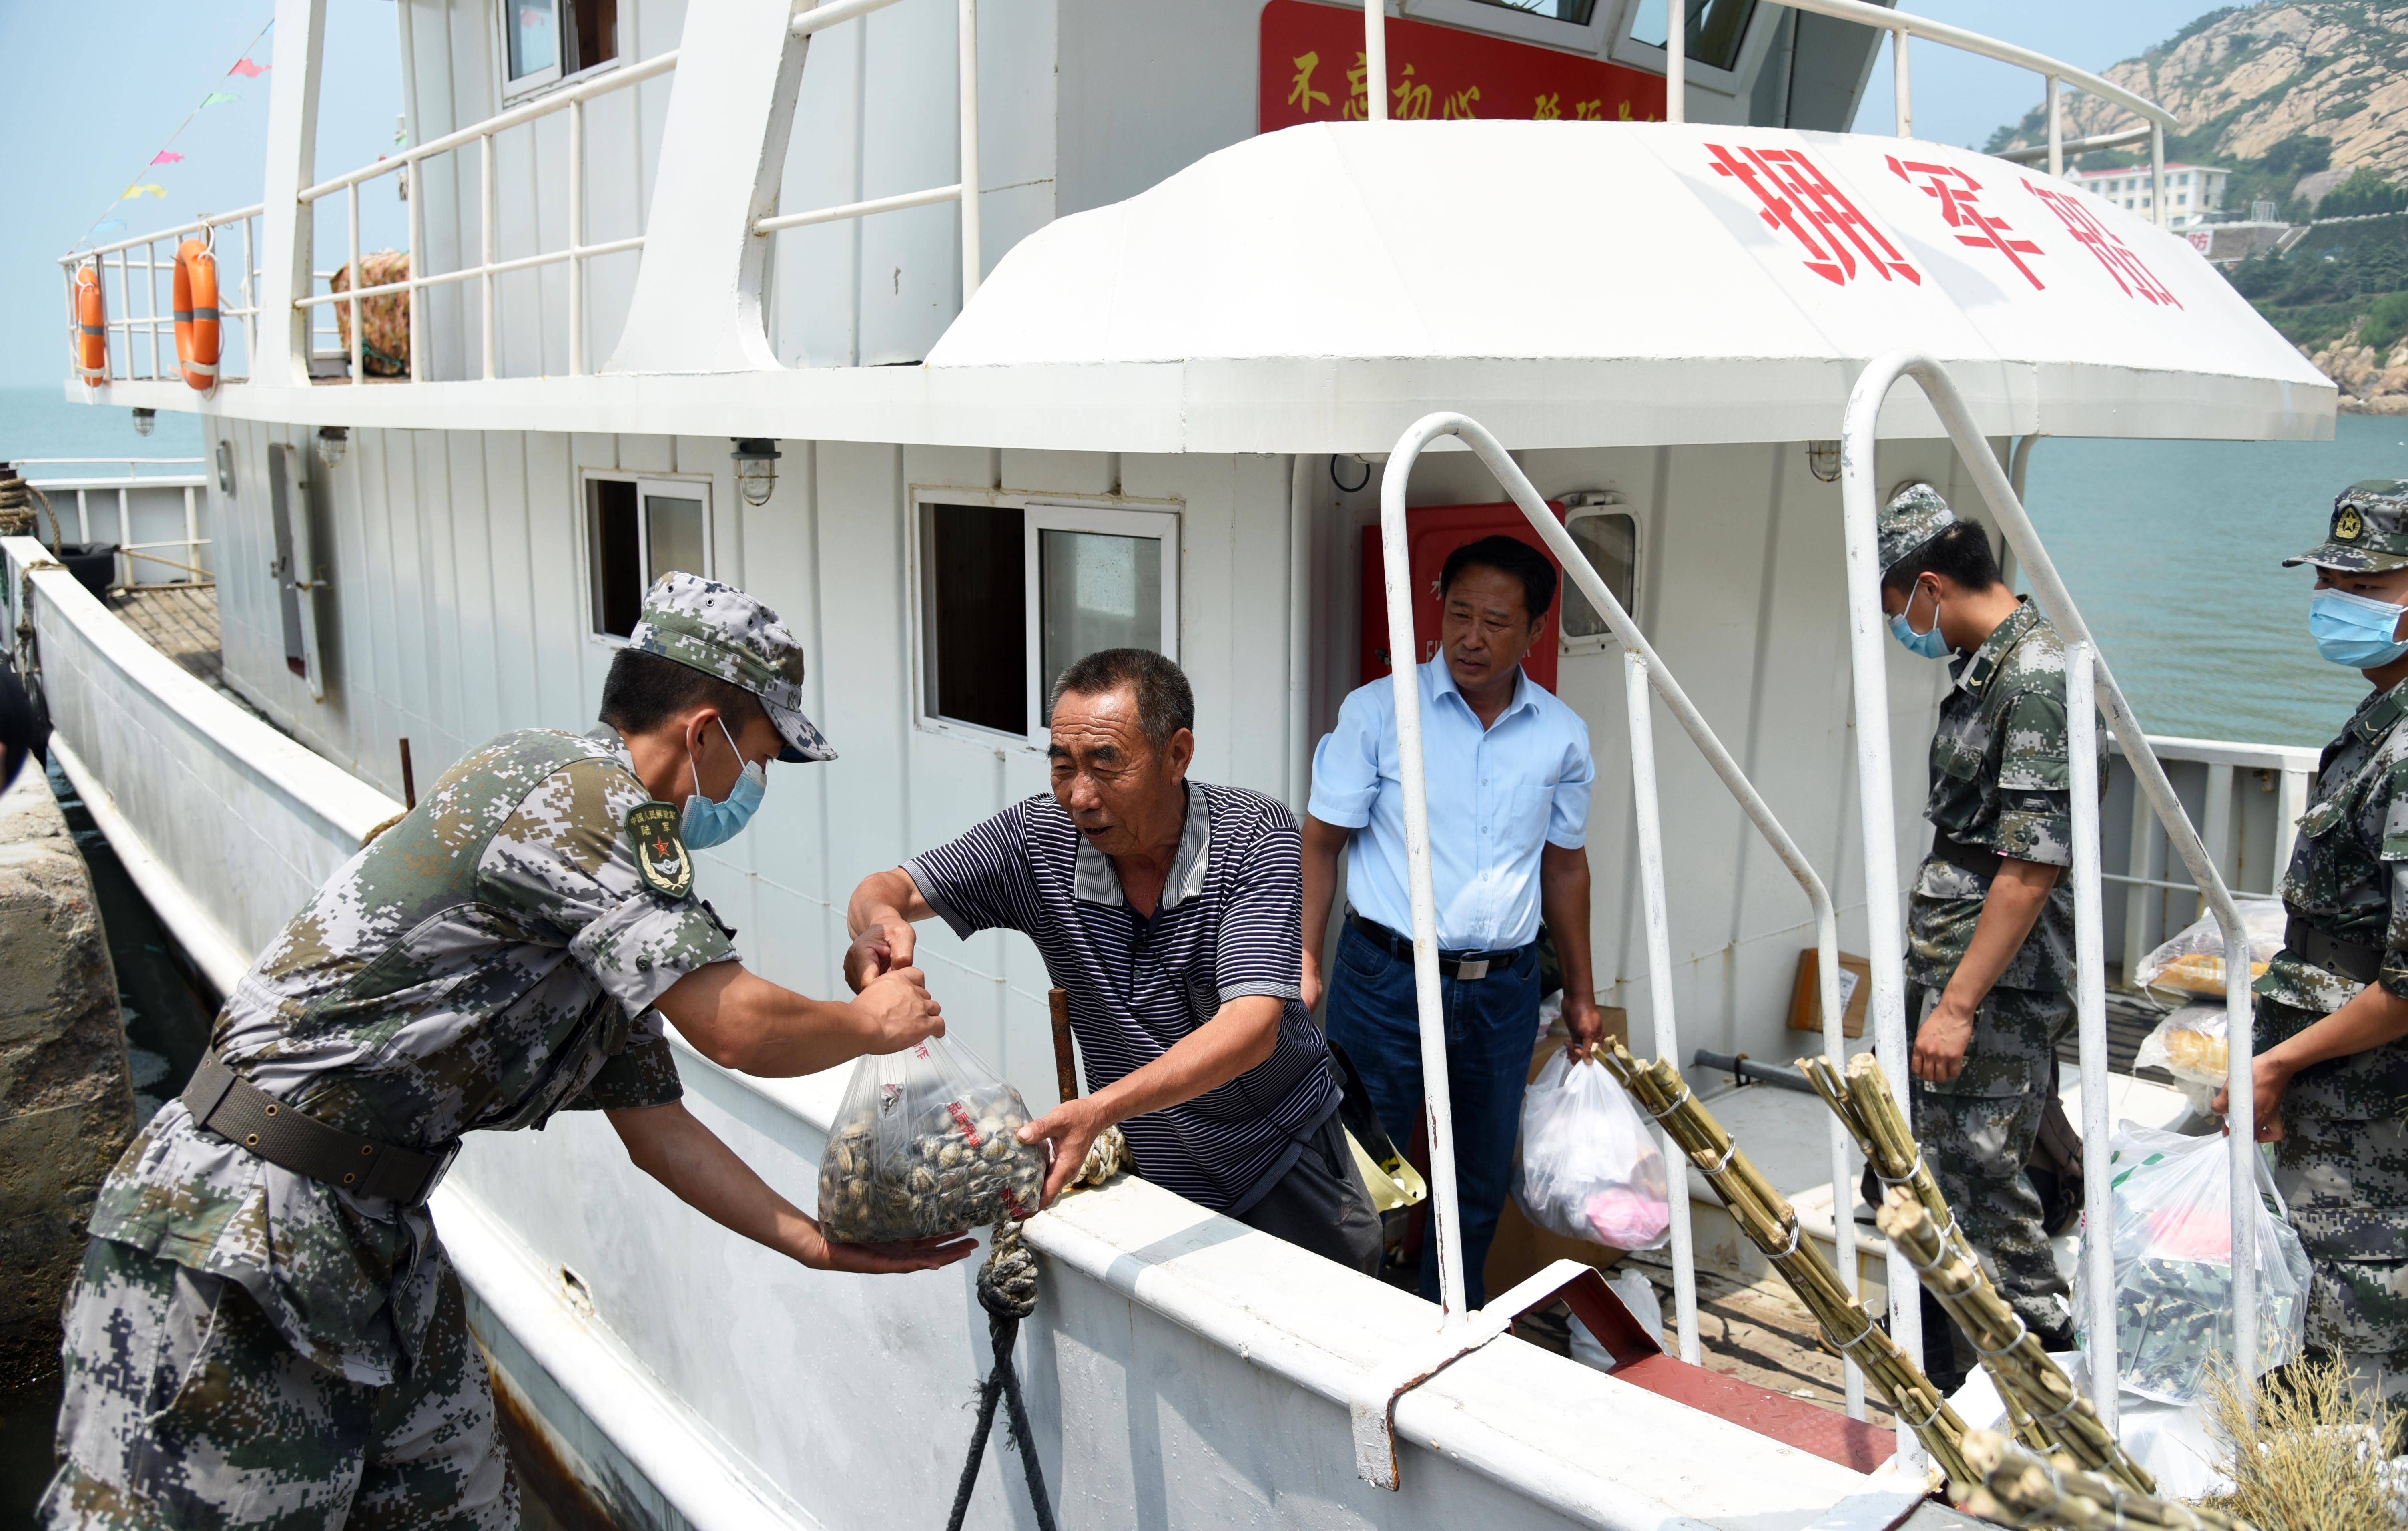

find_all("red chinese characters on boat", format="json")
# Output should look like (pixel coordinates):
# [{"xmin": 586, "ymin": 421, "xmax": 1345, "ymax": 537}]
[
  {"xmin": 1257, "ymin": 0, "xmax": 1664, "ymax": 132},
  {"xmin": 1706, "ymin": 143, "xmax": 1922, "ymax": 289},
  {"xmin": 1886, "ymin": 155, "xmax": 2047, "ymax": 290},
  {"xmin": 2024, "ymin": 181, "xmax": 2183, "ymax": 308}
]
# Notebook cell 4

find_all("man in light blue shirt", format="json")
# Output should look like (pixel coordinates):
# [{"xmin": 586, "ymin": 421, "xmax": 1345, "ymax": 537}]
[{"xmin": 1302, "ymin": 536, "xmax": 1601, "ymax": 1306}]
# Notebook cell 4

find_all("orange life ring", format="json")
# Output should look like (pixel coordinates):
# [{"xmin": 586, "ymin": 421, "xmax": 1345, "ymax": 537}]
[
  {"xmin": 173, "ymin": 239, "xmax": 220, "ymax": 393},
  {"xmin": 72, "ymin": 266, "xmax": 106, "ymax": 386}
]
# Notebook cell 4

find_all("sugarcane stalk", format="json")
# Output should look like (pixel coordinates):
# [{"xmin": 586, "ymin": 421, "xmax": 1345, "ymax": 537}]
[
  {"xmin": 1599, "ymin": 1041, "xmax": 1972, "ymax": 1485},
  {"xmin": 1957, "ymin": 1429, "xmax": 2254, "ymax": 1530},
  {"xmin": 1882, "ymin": 1189, "xmax": 2157, "ymax": 1497}
]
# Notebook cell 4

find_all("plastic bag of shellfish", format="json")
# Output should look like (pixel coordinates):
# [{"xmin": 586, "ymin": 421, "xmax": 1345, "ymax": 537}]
[{"xmin": 816, "ymin": 1036, "xmax": 1051, "ymax": 1244}]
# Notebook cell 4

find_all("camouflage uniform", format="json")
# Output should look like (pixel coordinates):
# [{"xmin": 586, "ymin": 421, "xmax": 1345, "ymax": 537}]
[
  {"xmin": 2258, "ymin": 482, "xmax": 2408, "ymax": 1379},
  {"xmin": 44, "ymin": 573, "xmax": 832, "ymax": 1529},
  {"xmin": 1883, "ymin": 485, "xmax": 2102, "ymax": 1350}
]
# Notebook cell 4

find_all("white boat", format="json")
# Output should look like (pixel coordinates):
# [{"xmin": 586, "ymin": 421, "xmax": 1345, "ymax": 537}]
[{"xmin": 31, "ymin": 0, "xmax": 2333, "ymax": 1526}]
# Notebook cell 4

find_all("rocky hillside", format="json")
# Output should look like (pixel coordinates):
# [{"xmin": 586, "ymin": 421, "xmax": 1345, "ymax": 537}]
[{"xmin": 1987, "ymin": 2, "xmax": 2408, "ymax": 193}]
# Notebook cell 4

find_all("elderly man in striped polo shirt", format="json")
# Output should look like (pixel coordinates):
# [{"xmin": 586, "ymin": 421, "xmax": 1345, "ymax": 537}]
[{"xmin": 844, "ymin": 648, "xmax": 1383, "ymax": 1272}]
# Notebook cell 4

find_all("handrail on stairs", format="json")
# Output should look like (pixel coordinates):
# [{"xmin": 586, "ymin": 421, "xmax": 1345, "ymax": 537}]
[
  {"xmin": 1374, "ymin": 412, "xmax": 1867, "ymax": 1425},
  {"xmin": 1838, "ymin": 350, "xmax": 2262, "ymax": 1434}
]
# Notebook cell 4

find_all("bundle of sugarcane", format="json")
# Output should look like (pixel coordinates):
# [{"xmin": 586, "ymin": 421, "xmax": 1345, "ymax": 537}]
[
  {"xmin": 1957, "ymin": 1429, "xmax": 2254, "ymax": 1530},
  {"xmin": 1881, "ymin": 1189, "xmax": 2157, "ymax": 1497},
  {"xmin": 1811, "ymin": 1054, "xmax": 2109, "ymax": 1473},
  {"xmin": 1597, "ymin": 1040, "xmax": 1971, "ymax": 1484}
]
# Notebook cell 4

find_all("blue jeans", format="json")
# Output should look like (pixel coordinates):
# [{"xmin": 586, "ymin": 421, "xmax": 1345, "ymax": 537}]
[{"xmin": 1322, "ymin": 919, "xmax": 1541, "ymax": 1309}]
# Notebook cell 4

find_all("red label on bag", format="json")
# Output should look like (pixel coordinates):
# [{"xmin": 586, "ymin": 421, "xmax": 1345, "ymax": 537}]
[{"xmin": 947, "ymin": 1101, "xmax": 982, "ymax": 1146}]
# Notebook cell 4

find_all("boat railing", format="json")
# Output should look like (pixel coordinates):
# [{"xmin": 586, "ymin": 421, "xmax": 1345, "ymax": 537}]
[
  {"xmin": 57, "ymin": 208, "xmax": 265, "ymax": 388},
  {"xmin": 293, "ymin": 48, "xmax": 682, "ymax": 384},
  {"xmin": 753, "ymin": 0, "xmax": 985, "ymax": 308},
  {"xmin": 1838, "ymin": 351, "xmax": 2265, "ymax": 1437},
  {"xmin": 15, "ymin": 460, "xmax": 212, "ymax": 589},
  {"xmin": 1373, "ymin": 413, "xmax": 1872, "ymax": 1441}
]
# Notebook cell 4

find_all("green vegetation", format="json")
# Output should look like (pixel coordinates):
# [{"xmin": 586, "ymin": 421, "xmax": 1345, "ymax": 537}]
[
  {"xmin": 2319, "ymin": 165, "xmax": 2408, "ymax": 219},
  {"xmin": 2228, "ymin": 233, "xmax": 2408, "ymax": 350}
]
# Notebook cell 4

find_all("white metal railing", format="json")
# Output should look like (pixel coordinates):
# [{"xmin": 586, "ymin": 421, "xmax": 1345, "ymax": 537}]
[
  {"xmin": 1353, "ymin": 0, "xmax": 2182, "ymax": 227},
  {"xmin": 1839, "ymin": 352, "xmax": 2262, "ymax": 1437},
  {"xmin": 1373, "ymin": 415, "xmax": 1864, "ymax": 1420},
  {"xmin": 57, "ymin": 208, "xmax": 264, "ymax": 387},
  {"xmin": 2107, "ymin": 735, "xmax": 2314, "ymax": 977},
  {"xmin": 294, "ymin": 49, "xmax": 680, "ymax": 383},
  {"xmin": 755, "ymin": 0, "xmax": 983, "ymax": 307},
  {"xmin": 18, "ymin": 461, "xmax": 212, "ymax": 588}
]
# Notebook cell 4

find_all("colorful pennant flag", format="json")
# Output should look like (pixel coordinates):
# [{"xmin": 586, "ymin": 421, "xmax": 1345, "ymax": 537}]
[
  {"xmin": 199, "ymin": 91, "xmax": 242, "ymax": 108},
  {"xmin": 92, "ymin": 220, "xmax": 126, "ymax": 235},
  {"xmin": 121, "ymin": 184, "xmax": 167, "ymax": 201},
  {"xmin": 150, "ymin": 151, "xmax": 184, "ymax": 165},
  {"xmin": 229, "ymin": 58, "xmax": 267, "ymax": 78}
]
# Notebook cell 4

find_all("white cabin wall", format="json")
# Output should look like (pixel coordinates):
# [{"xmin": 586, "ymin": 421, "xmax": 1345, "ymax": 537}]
[{"xmin": 1053, "ymin": 0, "xmax": 1262, "ymax": 218}]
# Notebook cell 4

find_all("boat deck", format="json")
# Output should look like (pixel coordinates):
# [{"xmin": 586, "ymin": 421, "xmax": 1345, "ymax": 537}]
[{"xmin": 109, "ymin": 585, "xmax": 223, "ymax": 689}]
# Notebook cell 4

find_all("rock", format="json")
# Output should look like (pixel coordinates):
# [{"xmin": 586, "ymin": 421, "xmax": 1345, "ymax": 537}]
[{"xmin": 0, "ymin": 763, "xmax": 130, "ymax": 1388}]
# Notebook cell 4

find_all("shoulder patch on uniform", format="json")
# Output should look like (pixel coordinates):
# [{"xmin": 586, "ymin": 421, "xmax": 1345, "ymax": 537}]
[{"xmin": 626, "ymin": 802, "xmax": 694, "ymax": 899}]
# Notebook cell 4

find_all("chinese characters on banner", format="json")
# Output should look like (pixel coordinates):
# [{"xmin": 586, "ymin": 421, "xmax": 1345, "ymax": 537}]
[
  {"xmin": 2025, "ymin": 181, "xmax": 2182, "ymax": 307},
  {"xmin": 1886, "ymin": 156, "xmax": 2045, "ymax": 289},
  {"xmin": 1258, "ymin": 0, "xmax": 1664, "ymax": 132},
  {"xmin": 1707, "ymin": 143, "xmax": 1921, "ymax": 288}
]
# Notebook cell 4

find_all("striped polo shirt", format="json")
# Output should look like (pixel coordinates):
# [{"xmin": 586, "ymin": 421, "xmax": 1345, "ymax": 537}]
[{"xmin": 906, "ymin": 781, "xmax": 1339, "ymax": 1214}]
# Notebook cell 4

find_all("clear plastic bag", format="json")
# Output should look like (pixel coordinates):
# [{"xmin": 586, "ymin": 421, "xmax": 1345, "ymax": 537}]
[
  {"xmin": 2133, "ymin": 1004, "xmax": 2231, "ymax": 1086},
  {"xmin": 817, "ymin": 1036, "xmax": 1049, "ymax": 1244},
  {"xmin": 1511, "ymin": 1049, "xmax": 1671, "ymax": 1251},
  {"xmin": 2073, "ymin": 1121, "xmax": 2310, "ymax": 1403},
  {"xmin": 2132, "ymin": 898, "xmax": 2286, "ymax": 999}
]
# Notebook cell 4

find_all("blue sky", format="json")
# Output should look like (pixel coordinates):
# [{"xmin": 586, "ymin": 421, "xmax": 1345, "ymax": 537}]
[{"xmin": 0, "ymin": 0, "xmax": 2227, "ymax": 390}]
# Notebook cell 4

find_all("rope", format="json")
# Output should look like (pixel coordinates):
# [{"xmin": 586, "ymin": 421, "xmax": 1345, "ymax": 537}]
[{"xmin": 943, "ymin": 1125, "xmax": 1129, "ymax": 1530}]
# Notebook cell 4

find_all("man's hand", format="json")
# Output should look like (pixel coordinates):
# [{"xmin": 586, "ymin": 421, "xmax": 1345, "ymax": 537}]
[
  {"xmin": 1018, "ymin": 1096, "xmax": 1108, "ymax": 1208},
  {"xmin": 849, "ymin": 966, "xmax": 944, "ymax": 1054},
  {"xmin": 1563, "ymin": 994, "xmax": 1607, "ymax": 1061},
  {"xmin": 1912, "ymin": 999, "xmax": 1976, "ymax": 1083},
  {"xmin": 843, "ymin": 915, "xmax": 917, "ymax": 993},
  {"xmin": 796, "ymin": 1219, "xmax": 978, "ymax": 1274},
  {"xmin": 2213, "ymin": 1053, "xmax": 2296, "ymax": 1143},
  {"xmin": 1301, "ymin": 950, "xmax": 1324, "ymax": 1013}
]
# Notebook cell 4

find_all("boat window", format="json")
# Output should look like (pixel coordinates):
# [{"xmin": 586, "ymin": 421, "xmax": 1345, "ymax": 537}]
[
  {"xmin": 1627, "ymin": 0, "xmax": 1760, "ymax": 71},
  {"xmin": 1558, "ymin": 509, "xmax": 1640, "ymax": 647},
  {"xmin": 1461, "ymin": 0, "xmax": 1599, "ymax": 22},
  {"xmin": 917, "ymin": 495, "xmax": 1181, "ymax": 747},
  {"xmin": 587, "ymin": 475, "xmax": 710, "ymax": 640},
  {"xmin": 503, "ymin": 0, "xmax": 618, "ymax": 93}
]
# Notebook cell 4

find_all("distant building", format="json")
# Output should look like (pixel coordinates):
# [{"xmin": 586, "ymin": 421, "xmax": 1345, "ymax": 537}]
[{"xmin": 2067, "ymin": 163, "xmax": 2229, "ymax": 229}]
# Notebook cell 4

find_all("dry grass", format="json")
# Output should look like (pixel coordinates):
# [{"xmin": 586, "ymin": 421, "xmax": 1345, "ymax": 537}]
[{"xmin": 2199, "ymin": 1355, "xmax": 2406, "ymax": 1531}]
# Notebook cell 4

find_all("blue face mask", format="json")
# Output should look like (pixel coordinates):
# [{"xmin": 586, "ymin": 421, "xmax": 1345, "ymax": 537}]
[
  {"xmin": 682, "ymin": 717, "xmax": 766, "ymax": 850},
  {"xmin": 1888, "ymin": 584, "xmax": 1951, "ymax": 659},
  {"xmin": 2311, "ymin": 587, "xmax": 2408, "ymax": 670}
]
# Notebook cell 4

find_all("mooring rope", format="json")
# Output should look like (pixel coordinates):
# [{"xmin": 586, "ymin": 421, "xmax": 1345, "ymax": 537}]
[{"xmin": 943, "ymin": 1126, "xmax": 1130, "ymax": 1531}]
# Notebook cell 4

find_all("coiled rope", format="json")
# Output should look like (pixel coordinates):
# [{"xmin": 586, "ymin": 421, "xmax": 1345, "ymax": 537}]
[{"xmin": 943, "ymin": 1125, "xmax": 1130, "ymax": 1531}]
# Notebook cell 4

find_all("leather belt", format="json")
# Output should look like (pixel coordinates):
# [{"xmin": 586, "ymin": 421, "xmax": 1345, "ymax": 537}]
[
  {"xmin": 2284, "ymin": 916, "xmax": 2383, "ymax": 987},
  {"xmin": 1931, "ymin": 834, "xmax": 2003, "ymax": 882},
  {"xmin": 1347, "ymin": 912, "xmax": 1529, "ymax": 982},
  {"xmin": 180, "ymin": 1052, "xmax": 456, "ymax": 1206}
]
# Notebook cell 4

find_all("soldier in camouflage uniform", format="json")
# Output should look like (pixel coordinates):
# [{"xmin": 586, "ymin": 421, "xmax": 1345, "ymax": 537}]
[
  {"xmin": 43, "ymin": 573, "xmax": 974, "ymax": 1529},
  {"xmin": 1878, "ymin": 485, "xmax": 2103, "ymax": 1382},
  {"xmin": 2222, "ymin": 481, "xmax": 2408, "ymax": 1397}
]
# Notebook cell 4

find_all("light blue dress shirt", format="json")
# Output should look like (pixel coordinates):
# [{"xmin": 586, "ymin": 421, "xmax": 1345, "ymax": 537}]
[{"xmin": 1308, "ymin": 658, "xmax": 1596, "ymax": 952}]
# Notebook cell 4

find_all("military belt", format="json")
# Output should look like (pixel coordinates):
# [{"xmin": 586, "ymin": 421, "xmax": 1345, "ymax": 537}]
[
  {"xmin": 181, "ymin": 1052, "xmax": 456, "ymax": 1206},
  {"xmin": 1931, "ymin": 834, "xmax": 2003, "ymax": 882},
  {"xmin": 2283, "ymin": 916, "xmax": 2384, "ymax": 987},
  {"xmin": 1347, "ymin": 912, "xmax": 1529, "ymax": 982}
]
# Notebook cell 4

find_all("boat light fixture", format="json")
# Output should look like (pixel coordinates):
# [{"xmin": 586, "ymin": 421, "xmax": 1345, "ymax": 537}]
[
  {"xmin": 316, "ymin": 426, "xmax": 349, "ymax": 470},
  {"xmin": 215, "ymin": 440, "xmax": 236, "ymax": 496},
  {"xmin": 131, "ymin": 408, "xmax": 155, "ymax": 438},
  {"xmin": 1807, "ymin": 440, "xmax": 1841, "ymax": 483},
  {"xmin": 732, "ymin": 438, "xmax": 781, "ymax": 507}
]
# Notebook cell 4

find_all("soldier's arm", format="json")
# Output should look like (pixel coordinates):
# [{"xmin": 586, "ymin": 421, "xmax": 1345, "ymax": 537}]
[
  {"xmin": 609, "ymin": 1099, "xmax": 975, "ymax": 1273},
  {"xmin": 2216, "ymin": 984, "xmax": 2408, "ymax": 1143},
  {"xmin": 1914, "ymin": 858, "xmax": 2059, "ymax": 1084},
  {"xmin": 655, "ymin": 959, "xmax": 944, "ymax": 1077}
]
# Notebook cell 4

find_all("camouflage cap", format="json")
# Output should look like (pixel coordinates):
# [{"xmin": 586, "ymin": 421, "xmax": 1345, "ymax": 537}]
[
  {"xmin": 1878, "ymin": 482, "xmax": 1958, "ymax": 577},
  {"xmin": 2282, "ymin": 480, "xmax": 2408, "ymax": 573},
  {"xmin": 627, "ymin": 572, "xmax": 835, "ymax": 763}
]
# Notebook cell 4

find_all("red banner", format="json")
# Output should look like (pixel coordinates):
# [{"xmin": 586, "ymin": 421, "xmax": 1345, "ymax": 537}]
[{"xmin": 1258, "ymin": 0, "xmax": 1665, "ymax": 133}]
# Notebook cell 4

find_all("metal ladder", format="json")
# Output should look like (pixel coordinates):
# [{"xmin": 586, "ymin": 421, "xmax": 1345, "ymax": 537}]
[{"xmin": 1837, "ymin": 350, "xmax": 2265, "ymax": 1435}]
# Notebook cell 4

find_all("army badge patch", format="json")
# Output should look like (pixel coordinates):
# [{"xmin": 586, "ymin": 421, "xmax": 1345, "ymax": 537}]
[
  {"xmin": 627, "ymin": 802, "xmax": 694, "ymax": 899},
  {"xmin": 2338, "ymin": 507, "xmax": 2364, "ymax": 541}
]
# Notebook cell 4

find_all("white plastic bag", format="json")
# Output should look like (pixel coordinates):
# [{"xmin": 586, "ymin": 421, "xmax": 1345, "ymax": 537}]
[
  {"xmin": 2132, "ymin": 898, "xmax": 2286, "ymax": 999},
  {"xmin": 2074, "ymin": 1121, "xmax": 2310, "ymax": 1403},
  {"xmin": 1512, "ymin": 1049, "xmax": 1670, "ymax": 1251},
  {"xmin": 816, "ymin": 1036, "xmax": 1049, "ymax": 1244},
  {"xmin": 2134, "ymin": 1004, "xmax": 2231, "ymax": 1086}
]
